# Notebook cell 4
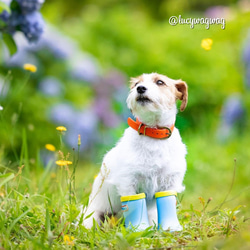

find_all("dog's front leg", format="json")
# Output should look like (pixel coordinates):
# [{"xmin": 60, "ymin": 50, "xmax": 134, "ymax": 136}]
[
  {"xmin": 162, "ymin": 172, "xmax": 185, "ymax": 193},
  {"xmin": 115, "ymin": 177, "xmax": 137, "ymax": 197}
]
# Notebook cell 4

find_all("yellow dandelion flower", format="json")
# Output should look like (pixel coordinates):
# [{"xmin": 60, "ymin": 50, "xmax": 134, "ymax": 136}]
[
  {"xmin": 63, "ymin": 235, "xmax": 74, "ymax": 246},
  {"xmin": 45, "ymin": 144, "xmax": 56, "ymax": 152},
  {"xmin": 23, "ymin": 63, "xmax": 37, "ymax": 72},
  {"xmin": 94, "ymin": 174, "xmax": 98, "ymax": 179},
  {"xmin": 63, "ymin": 235, "xmax": 69, "ymax": 242},
  {"xmin": 55, "ymin": 160, "xmax": 72, "ymax": 166},
  {"xmin": 108, "ymin": 216, "xmax": 119, "ymax": 227},
  {"xmin": 201, "ymin": 38, "xmax": 213, "ymax": 51},
  {"xmin": 56, "ymin": 126, "xmax": 67, "ymax": 132},
  {"xmin": 56, "ymin": 160, "xmax": 65, "ymax": 166}
]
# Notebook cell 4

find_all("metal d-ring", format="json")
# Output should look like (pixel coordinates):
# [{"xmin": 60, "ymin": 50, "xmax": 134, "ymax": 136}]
[
  {"xmin": 143, "ymin": 125, "xmax": 148, "ymax": 136},
  {"xmin": 137, "ymin": 123, "xmax": 143, "ymax": 135},
  {"xmin": 137, "ymin": 124, "xmax": 148, "ymax": 136},
  {"xmin": 162, "ymin": 127, "xmax": 172, "ymax": 139}
]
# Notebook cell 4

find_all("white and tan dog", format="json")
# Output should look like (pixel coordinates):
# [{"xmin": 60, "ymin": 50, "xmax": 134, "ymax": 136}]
[{"xmin": 83, "ymin": 73, "xmax": 188, "ymax": 228}]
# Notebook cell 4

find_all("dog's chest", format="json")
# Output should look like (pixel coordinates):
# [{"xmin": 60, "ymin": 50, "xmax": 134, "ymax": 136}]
[
  {"xmin": 130, "ymin": 133, "xmax": 172, "ymax": 168},
  {"xmin": 130, "ymin": 136, "xmax": 171, "ymax": 185},
  {"xmin": 106, "ymin": 127, "xmax": 185, "ymax": 199}
]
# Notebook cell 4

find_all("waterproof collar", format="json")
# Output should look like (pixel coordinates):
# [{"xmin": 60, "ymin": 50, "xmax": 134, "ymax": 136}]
[{"xmin": 127, "ymin": 117, "xmax": 174, "ymax": 139}]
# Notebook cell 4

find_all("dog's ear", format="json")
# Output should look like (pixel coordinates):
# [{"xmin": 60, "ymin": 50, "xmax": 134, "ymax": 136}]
[{"xmin": 175, "ymin": 80, "xmax": 188, "ymax": 112}]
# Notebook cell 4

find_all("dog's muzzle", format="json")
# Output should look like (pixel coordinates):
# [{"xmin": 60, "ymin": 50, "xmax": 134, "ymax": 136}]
[
  {"xmin": 136, "ymin": 86, "xmax": 152, "ymax": 104},
  {"xmin": 137, "ymin": 86, "xmax": 147, "ymax": 94}
]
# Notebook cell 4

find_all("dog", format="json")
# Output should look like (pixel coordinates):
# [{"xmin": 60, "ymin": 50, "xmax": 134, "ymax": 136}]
[{"xmin": 83, "ymin": 73, "xmax": 188, "ymax": 228}]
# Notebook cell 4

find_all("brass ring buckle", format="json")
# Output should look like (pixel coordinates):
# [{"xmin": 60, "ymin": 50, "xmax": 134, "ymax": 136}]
[{"xmin": 162, "ymin": 127, "xmax": 172, "ymax": 139}]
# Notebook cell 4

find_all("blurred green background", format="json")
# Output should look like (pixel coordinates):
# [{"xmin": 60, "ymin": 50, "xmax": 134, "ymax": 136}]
[{"xmin": 0, "ymin": 0, "xmax": 250, "ymax": 226}]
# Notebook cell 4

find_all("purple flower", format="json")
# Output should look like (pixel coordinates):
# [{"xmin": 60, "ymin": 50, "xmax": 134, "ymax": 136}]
[
  {"xmin": 5, "ymin": 11, "xmax": 23, "ymax": 34},
  {"xmin": 70, "ymin": 55, "xmax": 100, "ymax": 82},
  {"xmin": 245, "ymin": 66, "xmax": 250, "ymax": 89},
  {"xmin": 64, "ymin": 109, "xmax": 98, "ymax": 150},
  {"xmin": 103, "ymin": 69, "xmax": 126, "ymax": 89},
  {"xmin": 49, "ymin": 103, "xmax": 76, "ymax": 127},
  {"xmin": 217, "ymin": 94, "xmax": 246, "ymax": 141},
  {"xmin": 205, "ymin": 6, "xmax": 232, "ymax": 19},
  {"xmin": 0, "ymin": 10, "xmax": 10, "ymax": 23},
  {"xmin": 20, "ymin": 11, "xmax": 44, "ymax": 42},
  {"xmin": 16, "ymin": 0, "xmax": 44, "ymax": 14},
  {"xmin": 94, "ymin": 98, "xmax": 120, "ymax": 127},
  {"xmin": 243, "ymin": 45, "xmax": 250, "ymax": 66},
  {"xmin": 5, "ymin": 10, "xmax": 45, "ymax": 42},
  {"xmin": 6, "ymin": 48, "xmax": 38, "ymax": 67},
  {"xmin": 242, "ymin": 30, "xmax": 250, "ymax": 66},
  {"xmin": 221, "ymin": 94, "xmax": 245, "ymax": 125},
  {"xmin": 49, "ymin": 104, "xmax": 99, "ymax": 150},
  {"xmin": 30, "ymin": 24, "xmax": 79, "ymax": 59},
  {"xmin": 38, "ymin": 77, "xmax": 63, "ymax": 97}
]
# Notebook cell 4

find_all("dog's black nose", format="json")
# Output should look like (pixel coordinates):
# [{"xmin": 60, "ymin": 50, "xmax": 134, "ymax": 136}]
[{"xmin": 137, "ymin": 86, "xmax": 147, "ymax": 94}]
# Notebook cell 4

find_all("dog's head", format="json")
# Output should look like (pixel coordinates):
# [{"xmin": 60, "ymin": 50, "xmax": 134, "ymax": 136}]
[{"xmin": 126, "ymin": 73, "xmax": 188, "ymax": 126}]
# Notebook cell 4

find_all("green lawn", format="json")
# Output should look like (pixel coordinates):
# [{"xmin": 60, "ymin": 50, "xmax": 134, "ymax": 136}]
[{"xmin": 0, "ymin": 129, "xmax": 249, "ymax": 249}]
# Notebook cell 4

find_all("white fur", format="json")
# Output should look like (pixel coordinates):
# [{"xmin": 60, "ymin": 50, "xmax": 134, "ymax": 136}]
[{"xmin": 83, "ymin": 73, "xmax": 187, "ymax": 228}]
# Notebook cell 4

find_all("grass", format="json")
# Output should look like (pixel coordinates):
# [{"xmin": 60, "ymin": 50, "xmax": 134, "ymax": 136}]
[
  {"xmin": 0, "ymin": 129, "xmax": 250, "ymax": 249},
  {"xmin": 0, "ymin": 71, "xmax": 249, "ymax": 249}
]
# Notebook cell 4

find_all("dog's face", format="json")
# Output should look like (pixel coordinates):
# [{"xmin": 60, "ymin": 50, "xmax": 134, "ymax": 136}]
[{"xmin": 126, "ymin": 73, "xmax": 188, "ymax": 124}]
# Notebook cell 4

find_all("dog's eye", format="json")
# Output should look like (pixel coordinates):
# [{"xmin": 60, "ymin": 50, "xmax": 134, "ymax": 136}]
[{"xmin": 156, "ymin": 80, "xmax": 165, "ymax": 86}]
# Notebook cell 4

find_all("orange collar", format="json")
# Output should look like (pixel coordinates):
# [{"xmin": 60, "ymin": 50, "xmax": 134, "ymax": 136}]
[{"xmin": 127, "ymin": 117, "xmax": 174, "ymax": 139}]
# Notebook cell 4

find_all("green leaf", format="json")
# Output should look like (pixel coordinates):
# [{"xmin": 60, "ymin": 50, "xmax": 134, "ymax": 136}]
[
  {"xmin": 84, "ymin": 211, "xmax": 95, "ymax": 220},
  {"xmin": 2, "ymin": 33, "xmax": 17, "ymax": 56},
  {"xmin": 0, "ymin": 172, "xmax": 15, "ymax": 187},
  {"xmin": 7, "ymin": 209, "xmax": 30, "ymax": 236},
  {"xmin": 0, "ymin": 2, "xmax": 10, "ymax": 13}
]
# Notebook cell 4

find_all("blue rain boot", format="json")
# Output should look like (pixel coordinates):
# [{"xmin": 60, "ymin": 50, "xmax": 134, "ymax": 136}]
[
  {"xmin": 155, "ymin": 190, "xmax": 182, "ymax": 231},
  {"xmin": 121, "ymin": 193, "xmax": 149, "ymax": 231}
]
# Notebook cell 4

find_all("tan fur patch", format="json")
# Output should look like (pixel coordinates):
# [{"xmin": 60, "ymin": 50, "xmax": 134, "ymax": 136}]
[
  {"xmin": 129, "ymin": 73, "xmax": 188, "ymax": 111},
  {"xmin": 175, "ymin": 80, "xmax": 188, "ymax": 111},
  {"xmin": 151, "ymin": 73, "xmax": 188, "ymax": 111},
  {"xmin": 129, "ymin": 75, "xmax": 143, "ymax": 89}
]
